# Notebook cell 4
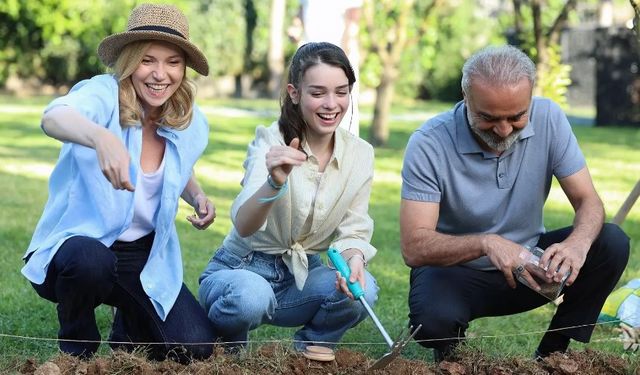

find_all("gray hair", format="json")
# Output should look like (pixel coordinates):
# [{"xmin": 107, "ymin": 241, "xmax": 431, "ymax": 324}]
[{"xmin": 461, "ymin": 45, "xmax": 536, "ymax": 96}]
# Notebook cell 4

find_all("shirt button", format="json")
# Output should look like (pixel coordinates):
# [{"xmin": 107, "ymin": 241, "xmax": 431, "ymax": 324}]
[{"xmin": 498, "ymin": 173, "xmax": 505, "ymax": 178}]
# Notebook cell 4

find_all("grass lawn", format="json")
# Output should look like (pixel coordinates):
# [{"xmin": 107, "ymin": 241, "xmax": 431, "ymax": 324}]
[{"xmin": 0, "ymin": 96, "xmax": 638, "ymax": 369}]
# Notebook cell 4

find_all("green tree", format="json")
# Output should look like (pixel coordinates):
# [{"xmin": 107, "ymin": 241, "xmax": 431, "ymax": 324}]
[
  {"xmin": 187, "ymin": 0, "xmax": 245, "ymax": 80},
  {"xmin": 504, "ymin": 0, "xmax": 577, "ymax": 108},
  {"xmin": 361, "ymin": 0, "xmax": 441, "ymax": 146},
  {"xmin": 0, "ymin": 0, "xmax": 135, "ymax": 87},
  {"xmin": 256, "ymin": 0, "xmax": 300, "ymax": 98},
  {"xmin": 184, "ymin": 0, "xmax": 271, "ymax": 97},
  {"xmin": 631, "ymin": 0, "xmax": 640, "ymax": 40},
  {"xmin": 409, "ymin": 3, "xmax": 504, "ymax": 102},
  {"xmin": 360, "ymin": 0, "xmax": 503, "ymax": 145},
  {"xmin": 267, "ymin": 0, "xmax": 285, "ymax": 98}
]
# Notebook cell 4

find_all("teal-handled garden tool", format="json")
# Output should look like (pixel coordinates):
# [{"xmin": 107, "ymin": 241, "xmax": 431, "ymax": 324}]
[{"xmin": 327, "ymin": 248, "xmax": 421, "ymax": 370}]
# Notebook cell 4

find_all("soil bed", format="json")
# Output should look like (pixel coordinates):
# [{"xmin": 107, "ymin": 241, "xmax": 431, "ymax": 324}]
[{"xmin": 14, "ymin": 345, "xmax": 633, "ymax": 374}]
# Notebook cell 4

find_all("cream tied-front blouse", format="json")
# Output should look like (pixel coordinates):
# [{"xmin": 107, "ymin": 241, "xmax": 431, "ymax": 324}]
[{"xmin": 222, "ymin": 121, "xmax": 377, "ymax": 290}]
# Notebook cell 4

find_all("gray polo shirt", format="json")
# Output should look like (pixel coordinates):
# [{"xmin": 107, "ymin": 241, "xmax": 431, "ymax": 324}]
[{"xmin": 401, "ymin": 97, "xmax": 585, "ymax": 270}]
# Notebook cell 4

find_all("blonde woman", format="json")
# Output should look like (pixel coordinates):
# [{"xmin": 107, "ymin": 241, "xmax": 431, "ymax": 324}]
[{"xmin": 22, "ymin": 4, "xmax": 217, "ymax": 362}]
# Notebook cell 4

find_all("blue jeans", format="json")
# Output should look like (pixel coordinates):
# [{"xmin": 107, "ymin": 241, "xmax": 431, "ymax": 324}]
[
  {"xmin": 29, "ymin": 233, "xmax": 217, "ymax": 362},
  {"xmin": 198, "ymin": 247, "xmax": 378, "ymax": 350}
]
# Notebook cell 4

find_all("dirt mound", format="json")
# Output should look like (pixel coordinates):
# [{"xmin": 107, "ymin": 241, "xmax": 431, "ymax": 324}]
[{"xmin": 14, "ymin": 345, "xmax": 632, "ymax": 375}]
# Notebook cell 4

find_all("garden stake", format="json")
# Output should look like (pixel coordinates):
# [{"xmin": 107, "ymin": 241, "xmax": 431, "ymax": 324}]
[{"xmin": 328, "ymin": 248, "xmax": 421, "ymax": 370}]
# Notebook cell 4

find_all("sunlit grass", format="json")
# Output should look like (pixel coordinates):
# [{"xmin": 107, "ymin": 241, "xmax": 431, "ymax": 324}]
[{"xmin": 0, "ymin": 97, "xmax": 638, "ymax": 367}]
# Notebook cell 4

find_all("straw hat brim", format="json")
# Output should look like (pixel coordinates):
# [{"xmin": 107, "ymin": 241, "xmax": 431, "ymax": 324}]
[{"xmin": 98, "ymin": 31, "xmax": 209, "ymax": 76}]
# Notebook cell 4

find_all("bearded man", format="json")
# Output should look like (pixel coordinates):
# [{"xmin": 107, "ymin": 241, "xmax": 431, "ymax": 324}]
[{"xmin": 400, "ymin": 45, "xmax": 629, "ymax": 361}]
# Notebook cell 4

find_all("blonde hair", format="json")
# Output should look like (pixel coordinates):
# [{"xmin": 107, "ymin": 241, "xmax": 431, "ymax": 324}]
[{"xmin": 113, "ymin": 41, "xmax": 197, "ymax": 130}]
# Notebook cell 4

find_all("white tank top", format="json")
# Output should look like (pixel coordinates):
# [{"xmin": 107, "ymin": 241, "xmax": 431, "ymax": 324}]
[{"xmin": 117, "ymin": 157, "xmax": 165, "ymax": 242}]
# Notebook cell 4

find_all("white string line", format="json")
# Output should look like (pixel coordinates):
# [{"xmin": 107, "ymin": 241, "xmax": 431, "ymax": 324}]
[{"xmin": 0, "ymin": 319, "xmax": 628, "ymax": 347}]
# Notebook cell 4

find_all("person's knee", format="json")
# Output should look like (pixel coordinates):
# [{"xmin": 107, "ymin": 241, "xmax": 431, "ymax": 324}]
[
  {"xmin": 57, "ymin": 238, "xmax": 116, "ymax": 287},
  {"xmin": 68, "ymin": 255, "xmax": 115, "ymax": 287},
  {"xmin": 235, "ymin": 282, "xmax": 276, "ymax": 325},
  {"xmin": 598, "ymin": 223, "xmax": 630, "ymax": 270},
  {"xmin": 199, "ymin": 271, "xmax": 275, "ymax": 328},
  {"xmin": 601, "ymin": 223, "xmax": 630, "ymax": 252}
]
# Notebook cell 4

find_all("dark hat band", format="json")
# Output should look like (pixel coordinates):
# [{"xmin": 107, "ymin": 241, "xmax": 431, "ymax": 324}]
[{"xmin": 129, "ymin": 25, "xmax": 186, "ymax": 39}]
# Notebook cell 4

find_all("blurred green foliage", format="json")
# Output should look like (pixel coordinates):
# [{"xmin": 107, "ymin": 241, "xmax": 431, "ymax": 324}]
[
  {"xmin": 0, "ymin": 0, "xmax": 610, "ymax": 104},
  {"xmin": 0, "ymin": 0, "xmax": 138, "ymax": 85},
  {"xmin": 413, "ymin": 3, "xmax": 505, "ymax": 101},
  {"xmin": 188, "ymin": 0, "xmax": 246, "ymax": 78},
  {"xmin": 496, "ymin": 0, "xmax": 588, "ymax": 108},
  {"xmin": 537, "ymin": 44, "xmax": 572, "ymax": 108}
]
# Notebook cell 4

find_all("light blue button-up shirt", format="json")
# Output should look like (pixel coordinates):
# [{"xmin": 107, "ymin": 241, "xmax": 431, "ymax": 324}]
[{"xmin": 22, "ymin": 74, "xmax": 209, "ymax": 320}]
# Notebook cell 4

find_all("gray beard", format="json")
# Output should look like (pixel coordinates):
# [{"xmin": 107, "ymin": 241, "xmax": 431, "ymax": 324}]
[{"xmin": 466, "ymin": 110, "xmax": 522, "ymax": 153}]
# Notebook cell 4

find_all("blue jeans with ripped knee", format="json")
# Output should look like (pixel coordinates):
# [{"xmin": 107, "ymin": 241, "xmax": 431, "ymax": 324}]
[{"xmin": 198, "ymin": 246, "xmax": 378, "ymax": 350}]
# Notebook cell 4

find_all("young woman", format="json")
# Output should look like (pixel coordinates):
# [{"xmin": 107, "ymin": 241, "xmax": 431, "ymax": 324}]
[
  {"xmin": 199, "ymin": 42, "xmax": 378, "ymax": 361},
  {"xmin": 22, "ymin": 4, "xmax": 217, "ymax": 362}
]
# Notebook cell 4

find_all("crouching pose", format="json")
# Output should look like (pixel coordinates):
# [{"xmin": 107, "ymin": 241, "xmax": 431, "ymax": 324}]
[
  {"xmin": 400, "ymin": 45, "xmax": 629, "ymax": 361},
  {"xmin": 22, "ymin": 4, "xmax": 218, "ymax": 362},
  {"xmin": 199, "ymin": 42, "xmax": 378, "ymax": 360}
]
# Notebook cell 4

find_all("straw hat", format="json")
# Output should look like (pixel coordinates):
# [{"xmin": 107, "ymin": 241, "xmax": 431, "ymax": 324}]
[{"xmin": 97, "ymin": 3, "xmax": 209, "ymax": 76}]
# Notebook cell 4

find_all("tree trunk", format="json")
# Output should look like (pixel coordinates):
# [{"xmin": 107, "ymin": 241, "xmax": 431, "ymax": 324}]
[
  {"xmin": 632, "ymin": 0, "xmax": 640, "ymax": 41},
  {"xmin": 233, "ymin": 74, "xmax": 243, "ymax": 98},
  {"xmin": 369, "ymin": 69, "xmax": 396, "ymax": 146},
  {"xmin": 363, "ymin": 0, "xmax": 424, "ymax": 147},
  {"xmin": 236, "ymin": 0, "xmax": 257, "ymax": 98},
  {"xmin": 267, "ymin": 0, "xmax": 285, "ymax": 98},
  {"xmin": 512, "ymin": 0, "xmax": 524, "ymax": 46},
  {"xmin": 513, "ymin": 0, "xmax": 576, "ymax": 96},
  {"xmin": 547, "ymin": 0, "xmax": 577, "ymax": 45},
  {"xmin": 531, "ymin": 0, "xmax": 547, "ymax": 97}
]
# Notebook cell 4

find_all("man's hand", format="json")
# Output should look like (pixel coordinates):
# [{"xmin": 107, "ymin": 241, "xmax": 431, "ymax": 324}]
[
  {"xmin": 538, "ymin": 240, "xmax": 589, "ymax": 286},
  {"xmin": 483, "ymin": 235, "xmax": 543, "ymax": 289}
]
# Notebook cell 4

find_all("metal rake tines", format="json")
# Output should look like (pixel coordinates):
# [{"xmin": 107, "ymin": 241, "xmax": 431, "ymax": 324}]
[
  {"xmin": 368, "ymin": 324, "xmax": 423, "ymax": 371},
  {"xmin": 390, "ymin": 324, "xmax": 422, "ymax": 352}
]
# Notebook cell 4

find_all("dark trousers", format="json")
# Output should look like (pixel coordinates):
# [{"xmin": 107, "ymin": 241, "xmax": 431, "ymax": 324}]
[
  {"xmin": 408, "ymin": 223, "xmax": 630, "ymax": 354},
  {"xmin": 30, "ymin": 233, "xmax": 217, "ymax": 362}
]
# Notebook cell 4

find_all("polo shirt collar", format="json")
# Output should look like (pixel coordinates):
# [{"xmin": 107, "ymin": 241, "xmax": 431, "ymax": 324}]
[{"xmin": 455, "ymin": 101, "xmax": 535, "ymax": 156}]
